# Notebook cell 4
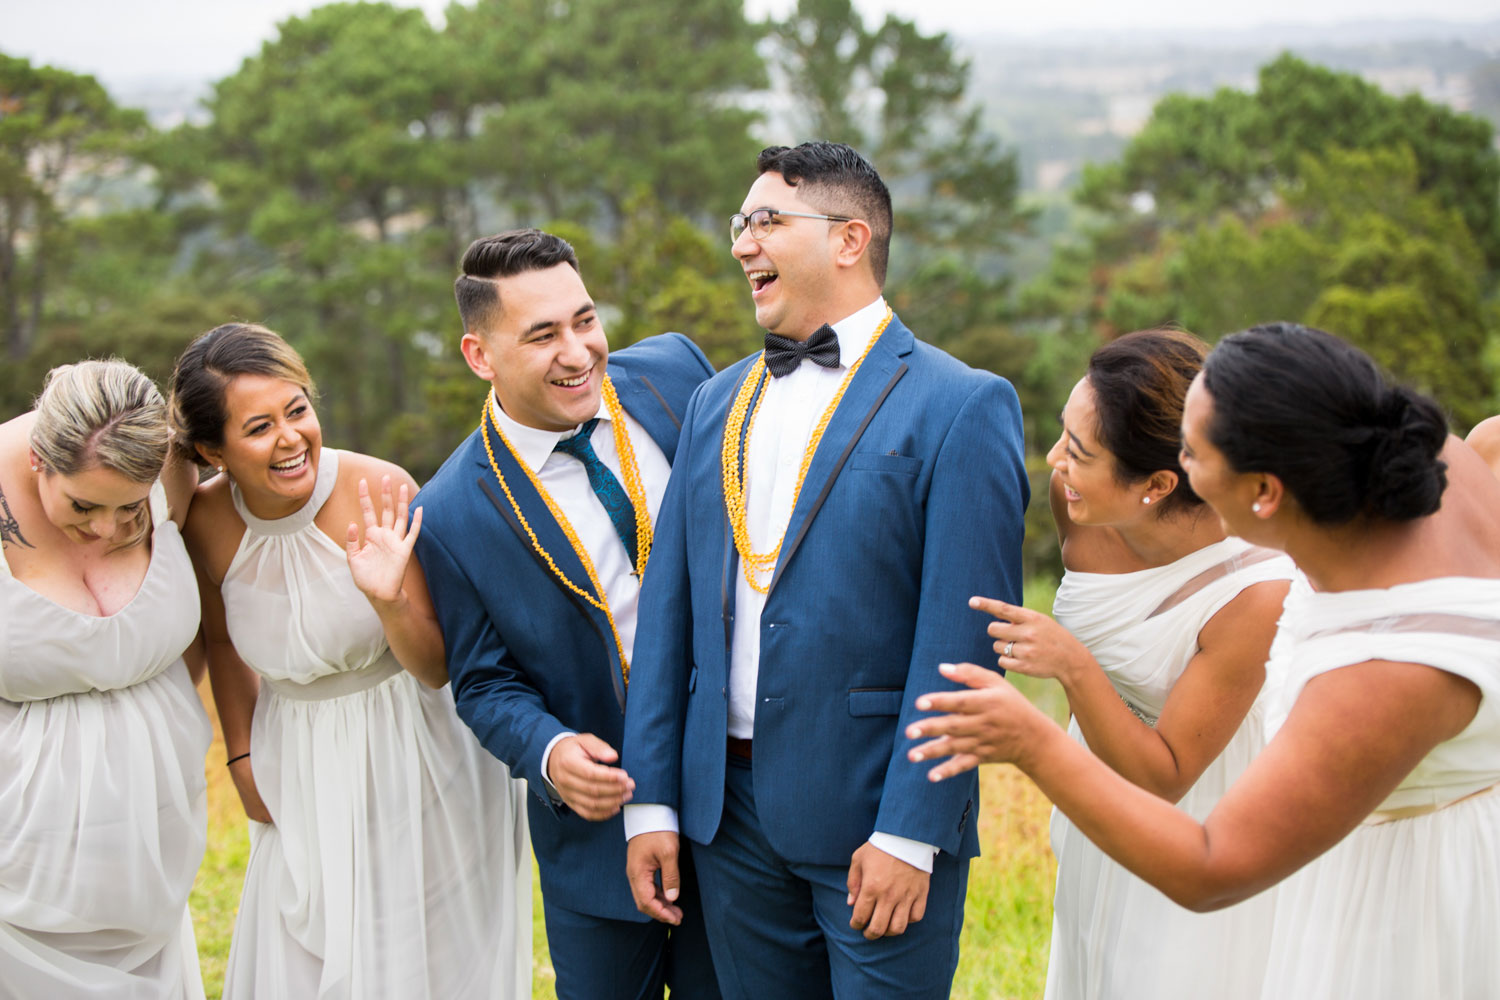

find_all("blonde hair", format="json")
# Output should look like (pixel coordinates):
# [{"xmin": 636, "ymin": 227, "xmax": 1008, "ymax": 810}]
[
  {"xmin": 169, "ymin": 322, "xmax": 316, "ymax": 464},
  {"xmin": 30, "ymin": 359, "xmax": 168, "ymax": 550}
]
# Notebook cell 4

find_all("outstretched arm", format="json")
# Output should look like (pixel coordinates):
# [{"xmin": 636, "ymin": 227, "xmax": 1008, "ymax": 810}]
[
  {"xmin": 908, "ymin": 656, "xmax": 1480, "ymax": 910},
  {"xmin": 974, "ymin": 578, "xmax": 1287, "ymax": 803}
]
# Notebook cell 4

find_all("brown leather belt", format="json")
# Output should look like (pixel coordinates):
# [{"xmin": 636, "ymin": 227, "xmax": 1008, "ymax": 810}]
[{"xmin": 727, "ymin": 737, "xmax": 753, "ymax": 760}]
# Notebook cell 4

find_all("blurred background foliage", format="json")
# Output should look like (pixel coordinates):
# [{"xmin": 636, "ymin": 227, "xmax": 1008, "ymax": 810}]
[{"xmin": 3, "ymin": 2, "xmax": 1499, "ymax": 585}]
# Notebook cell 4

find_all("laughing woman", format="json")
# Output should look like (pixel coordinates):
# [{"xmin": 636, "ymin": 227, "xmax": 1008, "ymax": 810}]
[
  {"xmin": 171, "ymin": 323, "xmax": 530, "ymax": 999},
  {"xmin": 910, "ymin": 323, "xmax": 1500, "ymax": 999},
  {"xmin": 1, "ymin": 360, "xmax": 210, "ymax": 998},
  {"xmin": 990, "ymin": 329, "xmax": 1292, "ymax": 999}
]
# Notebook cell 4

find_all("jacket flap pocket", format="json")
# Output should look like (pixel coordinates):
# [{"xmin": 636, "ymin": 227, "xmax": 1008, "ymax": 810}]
[
  {"xmin": 848, "ymin": 687, "xmax": 905, "ymax": 717},
  {"xmin": 847, "ymin": 452, "xmax": 922, "ymax": 476}
]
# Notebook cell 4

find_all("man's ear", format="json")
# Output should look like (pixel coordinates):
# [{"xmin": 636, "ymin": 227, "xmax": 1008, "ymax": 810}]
[
  {"xmin": 832, "ymin": 218, "xmax": 873, "ymax": 271},
  {"xmin": 461, "ymin": 331, "xmax": 496, "ymax": 382}
]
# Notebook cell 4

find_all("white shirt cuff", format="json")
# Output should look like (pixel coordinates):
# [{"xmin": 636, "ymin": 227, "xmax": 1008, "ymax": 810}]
[
  {"xmin": 623, "ymin": 803, "xmax": 679, "ymax": 841},
  {"xmin": 869, "ymin": 832, "xmax": 938, "ymax": 874},
  {"xmin": 539, "ymin": 731, "xmax": 576, "ymax": 803}
]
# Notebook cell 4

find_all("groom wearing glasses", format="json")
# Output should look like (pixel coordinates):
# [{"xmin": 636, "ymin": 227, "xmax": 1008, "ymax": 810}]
[{"xmin": 621, "ymin": 142, "xmax": 1029, "ymax": 997}]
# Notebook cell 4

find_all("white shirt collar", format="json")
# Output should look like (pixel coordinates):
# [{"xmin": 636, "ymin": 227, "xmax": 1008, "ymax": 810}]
[
  {"xmin": 488, "ymin": 389, "xmax": 611, "ymax": 473},
  {"xmin": 827, "ymin": 296, "xmax": 888, "ymax": 368}
]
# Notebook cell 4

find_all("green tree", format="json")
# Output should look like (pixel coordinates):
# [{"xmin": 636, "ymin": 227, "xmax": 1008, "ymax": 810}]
[
  {"xmin": 450, "ymin": 0, "xmax": 767, "ymax": 229},
  {"xmin": 0, "ymin": 54, "xmax": 150, "ymax": 359}
]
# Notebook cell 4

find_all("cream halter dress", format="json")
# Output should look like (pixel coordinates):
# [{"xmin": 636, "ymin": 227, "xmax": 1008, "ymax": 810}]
[
  {"xmin": 1045, "ymin": 537, "xmax": 1293, "ymax": 1000},
  {"xmin": 1257, "ymin": 574, "xmax": 1500, "ymax": 999},
  {"xmin": 0, "ymin": 480, "xmax": 211, "ymax": 998},
  {"xmin": 218, "ymin": 449, "xmax": 530, "ymax": 1000}
]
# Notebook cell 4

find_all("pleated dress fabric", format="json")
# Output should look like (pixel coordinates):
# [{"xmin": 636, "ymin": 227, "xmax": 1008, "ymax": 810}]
[
  {"xmin": 0, "ymin": 481, "xmax": 211, "ymax": 999},
  {"xmin": 218, "ymin": 449, "xmax": 531, "ymax": 1000},
  {"xmin": 1257, "ymin": 574, "xmax": 1500, "ymax": 999},
  {"xmin": 1044, "ymin": 537, "xmax": 1294, "ymax": 1000}
]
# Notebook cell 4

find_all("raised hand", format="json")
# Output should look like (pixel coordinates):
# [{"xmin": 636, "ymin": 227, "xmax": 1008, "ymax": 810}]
[
  {"xmin": 906, "ymin": 661, "xmax": 1050, "ymax": 781},
  {"xmin": 346, "ymin": 476, "xmax": 423, "ymax": 606},
  {"xmin": 971, "ymin": 594, "xmax": 1094, "ymax": 683}
]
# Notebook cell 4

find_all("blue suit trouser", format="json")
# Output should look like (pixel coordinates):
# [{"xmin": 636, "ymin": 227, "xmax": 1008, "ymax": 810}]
[
  {"xmin": 543, "ymin": 842, "xmax": 721, "ymax": 1000},
  {"xmin": 691, "ymin": 755, "xmax": 969, "ymax": 1000}
]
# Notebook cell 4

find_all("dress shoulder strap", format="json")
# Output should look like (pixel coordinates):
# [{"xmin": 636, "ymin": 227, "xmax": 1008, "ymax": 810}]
[{"xmin": 149, "ymin": 479, "xmax": 170, "ymax": 528}]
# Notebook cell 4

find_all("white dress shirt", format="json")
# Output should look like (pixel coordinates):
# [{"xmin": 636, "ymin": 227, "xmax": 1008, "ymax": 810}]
[
  {"xmin": 488, "ymin": 390, "xmax": 672, "ymax": 795},
  {"xmin": 624, "ymin": 298, "xmax": 939, "ymax": 872}
]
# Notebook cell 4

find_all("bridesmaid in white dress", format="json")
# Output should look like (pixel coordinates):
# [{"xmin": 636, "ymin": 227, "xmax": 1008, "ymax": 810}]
[
  {"xmin": 170, "ymin": 323, "xmax": 530, "ymax": 999},
  {"xmin": 974, "ymin": 330, "xmax": 1291, "ymax": 999},
  {"xmin": 909, "ymin": 322, "xmax": 1500, "ymax": 999},
  {"xmin": 0, "ymin": 360, "xmax": 210, "ymax": 998}
]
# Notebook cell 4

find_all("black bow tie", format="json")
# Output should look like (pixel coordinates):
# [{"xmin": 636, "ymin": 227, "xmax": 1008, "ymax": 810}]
[{"xmin": 763, "ymin": 325, "xmax": 841, "ymax": 378}]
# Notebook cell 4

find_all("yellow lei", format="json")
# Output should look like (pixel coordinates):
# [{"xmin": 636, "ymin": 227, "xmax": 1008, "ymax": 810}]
[
  {"xmin": 480, "ymin": 374, "xmax": 652, "ymax": 684},
  {"xmin": 722, "ymin": 309, "xmax": 893, "ymax": 594}
]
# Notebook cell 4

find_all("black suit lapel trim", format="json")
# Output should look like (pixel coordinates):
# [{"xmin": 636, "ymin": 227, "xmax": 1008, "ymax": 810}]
[
  {"xmin": 765, "ymin": 362, "xmax": 910, "ymax": 597},
  {"xmin": 475, "ymin": 476, "xmax": 627, "ymax": 713},
  {"xmin": 636, "ymin": 375, "xmax": 681, "ymax": 432},
  {"xmin": 721, "ymin": 363, "xmax": 767, "ymax": 652}
]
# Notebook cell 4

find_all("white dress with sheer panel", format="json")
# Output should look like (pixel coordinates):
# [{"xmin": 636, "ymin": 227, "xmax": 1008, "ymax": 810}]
[
  {"xmin": 219, "ymin": 449, "xmax": 530, "ymax": 1000},
  {"xmin": 0, "ymin": 481, "xmax": 211, "ymax": 999},
  {"xmin": 1257, "ymin": 574, "xmax": 1500, "ymax": 999},
  {"xmin": 1044, "ymin": 537, "xmax": 1294, "ymax": 1000}
]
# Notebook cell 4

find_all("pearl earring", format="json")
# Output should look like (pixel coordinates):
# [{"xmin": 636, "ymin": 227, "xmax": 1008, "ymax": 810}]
[
  {"xmin": 1142, "ymin": 497, "xmax": 1151, "ymax": 505},
  {"xmin": 1252, "ymin": 502, "xmax": 1262, "ymax": 513}
]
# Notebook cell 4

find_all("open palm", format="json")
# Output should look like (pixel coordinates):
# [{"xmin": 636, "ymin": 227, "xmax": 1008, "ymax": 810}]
[{"xmin": 346, "ymin": 476, "xmax": 422, "ymax": 605}]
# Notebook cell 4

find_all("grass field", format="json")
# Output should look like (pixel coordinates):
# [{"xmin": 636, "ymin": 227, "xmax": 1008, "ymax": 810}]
[{"xmin": 189, "ymin": 579, "xmax": 1066, "ymax": 998}]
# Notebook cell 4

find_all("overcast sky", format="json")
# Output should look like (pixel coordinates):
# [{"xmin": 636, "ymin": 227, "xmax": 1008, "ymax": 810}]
[{"xmin": 6, "ymin": 0, "xmax": 1498, "ymax": 86}]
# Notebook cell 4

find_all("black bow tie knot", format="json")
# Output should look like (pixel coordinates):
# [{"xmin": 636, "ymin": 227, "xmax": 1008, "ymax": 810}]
[{"xmin": 763, "ymin": 324, "xmax": 841, "ymax": 378}]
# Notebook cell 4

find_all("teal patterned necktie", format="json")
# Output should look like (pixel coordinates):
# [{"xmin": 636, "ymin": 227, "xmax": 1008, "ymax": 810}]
[{"xmin": 554, "ymin": 418, "xmax": 639, "ymax": 568}]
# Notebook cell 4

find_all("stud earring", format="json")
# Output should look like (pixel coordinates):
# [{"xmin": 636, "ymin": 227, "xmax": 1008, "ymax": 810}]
[
  {"xmin": 1142, "ymin": 497, "xmax": 1151, "ymax": 505},
  {"xmin": 1252, "ymin": 502, "xmax": 1262, "ymax": 513}
]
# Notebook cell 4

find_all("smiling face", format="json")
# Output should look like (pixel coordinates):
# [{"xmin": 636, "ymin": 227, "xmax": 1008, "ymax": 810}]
[
  {"xmin": 460, "ymin": 263, "xmax": 607, "ymax": 432},
  {"xmin": 1180, "ymin": 376, "xmax": 1261, "ymax": 540},
  {"xmin": 33, "ymin": 461, "xmax": 152, "ymax": 545},
  {"xmin": 204, "ymin": 374, "xmax": 322, "ymax": 515},
  {"xmin": 731, "ymin": 171, "xmax": 845, "ymax": 339},
  {"xmin": 1046, "ymin": 378, "xmax": 1151, "ymax": 527}
]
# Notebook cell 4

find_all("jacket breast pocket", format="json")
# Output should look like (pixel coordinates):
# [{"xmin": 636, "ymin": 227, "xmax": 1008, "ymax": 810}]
[
  {"xmin": 847, "ymin": 452, "xmax": 923, "ymax": 477},
  {"xmin": 848, "ymin": 687, "xmax": 905, "ymax": 717}
]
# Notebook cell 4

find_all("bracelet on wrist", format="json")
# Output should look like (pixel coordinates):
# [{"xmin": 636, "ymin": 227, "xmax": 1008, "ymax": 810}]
[{"xmin": 226, "ymin": 752, "xmax": 251, "ymax": 767}]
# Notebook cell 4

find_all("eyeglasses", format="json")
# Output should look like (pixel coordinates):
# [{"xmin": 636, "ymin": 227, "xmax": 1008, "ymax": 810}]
[{"xmin": 730, "ymin": 208, "xmax": 853, "ymax": 244}]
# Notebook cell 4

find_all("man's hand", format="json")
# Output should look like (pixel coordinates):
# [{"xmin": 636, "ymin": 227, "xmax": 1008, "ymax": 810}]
[
  {"xmin": 846, "ymin": 841, "xmax": 930, "ymax": 940},
  {"xmin": 626, "ymin": 831, "xmax": 683, "ymax": 925},
  {"xmin": 546, "ymin": 734, "xmax": 634, "ymax": 820}
]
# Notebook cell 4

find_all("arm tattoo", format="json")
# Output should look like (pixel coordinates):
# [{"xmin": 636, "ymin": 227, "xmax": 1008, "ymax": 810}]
[{"xmin": 0, "ymin": 483, "xmax": 35, "ymax": 550}]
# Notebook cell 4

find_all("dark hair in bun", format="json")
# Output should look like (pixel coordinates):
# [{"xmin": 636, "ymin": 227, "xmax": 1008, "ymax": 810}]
[
  {"xmin": 1087, "ymin": 328, "xmax": 1208, "ymax": 517},
  {"xmin": 1200, "ymin": 322, "xmax": 1448, "ymax": 524}
]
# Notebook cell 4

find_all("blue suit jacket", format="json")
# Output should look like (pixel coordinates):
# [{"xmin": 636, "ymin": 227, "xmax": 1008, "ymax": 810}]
[
  {"xmin": 622, "ymin": 314, "xmax": 1028, "ymax": 865},
  {"xmin": 414, "ymin": 333, "xmax": 714, "ymax": 921}
]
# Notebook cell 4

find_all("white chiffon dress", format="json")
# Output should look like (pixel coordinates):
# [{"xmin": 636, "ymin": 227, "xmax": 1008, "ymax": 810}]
[
  {"xmin": 0, "ymin": 481, "xmax": 211, "ymax": 999},
  {"xmin": 1044, "ymin": 537, "xmax": 1294, "ymax": 1000},
  {"xmin": 218, "ymin": 449, "xmax": 531, "ymax": 1000},
  {"xmin": 1257, "ymin": 575, "xmax": 1500, "ymax": 999}
]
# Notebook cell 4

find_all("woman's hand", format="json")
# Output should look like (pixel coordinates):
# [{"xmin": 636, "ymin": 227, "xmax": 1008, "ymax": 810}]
[
  {"xmin": 906, "ymin": 662, "xmax": 1052, "ymax": 781},
  {"xmin": 972, "ymin": 595, "xmax": 1094, "ymax": 684},
  {"xmin": 227, "ymin": 756, "xmax": 273, "ymax": 824},
  {"xmin": 346, "ymin": 476, "xmax": 423, "ymax": 606}
]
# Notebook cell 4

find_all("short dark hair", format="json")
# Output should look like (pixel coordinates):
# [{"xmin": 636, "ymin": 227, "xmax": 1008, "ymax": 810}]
[
  {"xmin": 1201, "ymin": 322, "xmax": 1449, "ymax": 524},
  {"xmin": 757, "ymin": 142, "xmax": 893, "ymax": 287},
  {"xmin": 1087, "ymin": 328, "xmax": 1208, "ymax": 517},
  {"xmin": 454, "ymin": 229, "xmax": 580, "ymax": 335}
]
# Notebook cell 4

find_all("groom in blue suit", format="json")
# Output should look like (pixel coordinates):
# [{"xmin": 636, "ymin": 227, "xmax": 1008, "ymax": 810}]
[
  {"xmin": 621, "ymin": 143, "xmax": 1029, "ymax": 997},
  {"xmin": 414, "ymin": 229, "xmax": 719, "ymax": 999}
]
